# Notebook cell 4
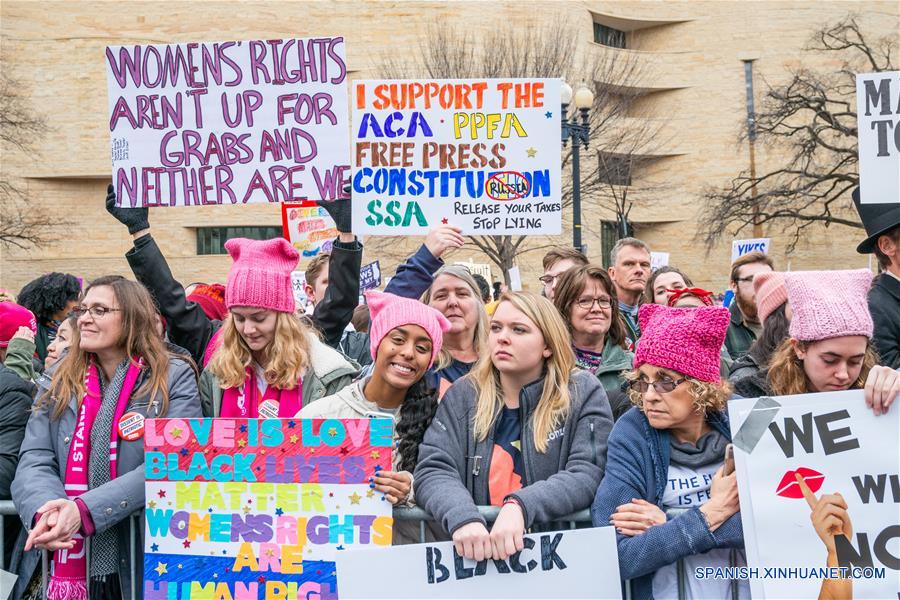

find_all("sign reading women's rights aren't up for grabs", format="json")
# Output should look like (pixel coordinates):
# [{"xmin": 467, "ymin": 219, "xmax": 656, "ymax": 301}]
[
  {"xmin": 352, "ymin": 78, "xmax": 562, "ymax": 236},
  {"xmin": 106, "ymin": 38, "xmax": 350, "ymax": 207}
]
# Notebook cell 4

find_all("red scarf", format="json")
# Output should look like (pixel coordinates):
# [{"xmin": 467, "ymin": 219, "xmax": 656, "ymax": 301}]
[
  {"xmin": 49, "ymin": 357, "xmax": 143, "ymax": 599},
  {"xmin": 666, "ymin": 287, "xmax": 714, "ymax": 307},
  {"xmin": 220, "ymin": 366, "xmax": 302, "ymax": 418}
]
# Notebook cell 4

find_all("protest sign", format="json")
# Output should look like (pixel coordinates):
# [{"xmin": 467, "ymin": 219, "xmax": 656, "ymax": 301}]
[
  {"xmin": 352, "ymin": 78, "xmax": 562, "ymax": 235},
  {"xmin": 455, "ymin": 260, "xmax": 493, "ymax": 282},
  {"xmin": 508, "ymin": 266, "xmax": 522, "ymax": 291},
  {"xmin": 856, "ymin": 71, "xmax": 900, "ymax": 204},
  {"xmin": 106, "ymin": 38, "xmax": 350, "ymax": 207},
  {"xmin": 731, "ymin": 238, "xmax": 770, "ymax": 263},
  {"xmin": 359, "ymin": 261, "xmax": 382, "ymax": 291},
  {"xmin": 142, "ymin": 418, "xmax": 393, "ymax": 599},
  {"xmin": 650, "ymin": 252, "xmax": 670, "ymax": 270},
  {"xmin": 281, "ymin": 201, "xmax": 338, "ymax": 258},
  {"xmin": 335, "ymin": 527, "xmax": 620, "ymax": 599},
  {"xmin": 730, "ymin": 390, "xmax": 900, "ymax": 599},
  {"xmin": 290, "ymin": 271, "xmax": 307, "ymax": 304}
]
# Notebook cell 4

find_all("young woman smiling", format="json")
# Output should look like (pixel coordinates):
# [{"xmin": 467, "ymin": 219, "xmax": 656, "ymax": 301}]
[
  {"xmin": 415, "ymin": 292, "xmax": 613, "ymax": 561},
  {"xmin": 11, "ymin": 276, "xmax": 202, "ymax": 599}
]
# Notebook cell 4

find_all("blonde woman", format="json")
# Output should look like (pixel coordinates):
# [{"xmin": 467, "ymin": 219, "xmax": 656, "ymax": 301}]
[
  {"xmin": 11, "ymin": 276, "xmax": 201, "ymax": 599},
  {"xmin": 201, "ymin": 238, "xmax": 357, "ymax": 417},
  {"xmin": 414, "ymin": 292, "xmax": 613, "ymax": 561}
]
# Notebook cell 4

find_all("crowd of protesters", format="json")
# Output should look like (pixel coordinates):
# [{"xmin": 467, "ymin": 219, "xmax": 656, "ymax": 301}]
[{"xmin": 0, "ymin": 183, "xmax": 897, "ymax": 600}]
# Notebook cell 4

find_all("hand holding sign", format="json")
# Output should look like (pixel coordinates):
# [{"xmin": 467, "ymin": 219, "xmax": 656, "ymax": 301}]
[
  {"xmin": 424, "ymin": 225, "xmax": 465, "ymax": 259},
  {"xmin": 453, "ymin": 521, "xmax": 493, "ymax": 562},
  {"xmin": 372, "ymin": 469, "xmax": 411, "ymax": 504},
  {"xmin": 863, "ymin": 364, "xmax": 900, "ymax": 416},
  {"xmin": 489, "ymin": 502, "xmax": 526, "ymax": 560},
  {"xmin": 795, "ymin": 473, "xmax": 853, "ymax": 556}
]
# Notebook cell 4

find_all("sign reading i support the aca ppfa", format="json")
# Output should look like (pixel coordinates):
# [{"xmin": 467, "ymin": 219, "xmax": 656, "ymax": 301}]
[
  {"xmin": 106, "ymin": 38, "xmax": 350, "ymax": 207},
  {"xmin": 352, "ymin": 79, "xmax": 562, "ymax": 235},
  {"xmin": 856, "ymin": 71, "xmax": 900, "ymax": 204},
  {"xmin": 142, "ymin": 418, "xmax": 393, "ymax": 600}
]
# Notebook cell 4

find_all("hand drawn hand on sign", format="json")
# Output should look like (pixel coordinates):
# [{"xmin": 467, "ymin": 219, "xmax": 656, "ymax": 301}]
[{"xmin": 795, "ymin": 473, "xmax": 854, "ymax": 556}]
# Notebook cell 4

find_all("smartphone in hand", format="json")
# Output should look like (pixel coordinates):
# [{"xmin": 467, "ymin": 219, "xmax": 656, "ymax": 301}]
[{"xmin": 723, "ymin": 443, "xmax": 735, "ymax": 475}]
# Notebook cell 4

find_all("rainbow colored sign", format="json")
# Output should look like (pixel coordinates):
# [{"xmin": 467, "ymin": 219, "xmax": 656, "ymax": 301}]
[{"xmin": 142, "ymin": 418, "xmax": 393, "ymax": 599}]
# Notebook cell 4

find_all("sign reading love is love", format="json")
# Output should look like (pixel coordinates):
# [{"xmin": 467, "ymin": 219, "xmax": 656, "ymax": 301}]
[{"xmin": 142, "ymin": 418, "xmax": 393, "ymax": 599}]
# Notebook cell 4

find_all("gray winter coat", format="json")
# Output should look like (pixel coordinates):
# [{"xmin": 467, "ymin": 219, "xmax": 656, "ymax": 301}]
[
  {"xmin": 414, "ymin": 369, "xmax": 613, "ymax": 535},
  {"xmin": 11, "ymin": 356, "xmax": 202, "ymax": 599}
]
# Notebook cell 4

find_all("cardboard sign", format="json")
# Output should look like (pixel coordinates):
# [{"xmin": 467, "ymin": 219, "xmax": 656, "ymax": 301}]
[
  {"xmin": 359, "ymin": 261, "xmax": 382, "ymax": 291},
  {"xmin": 729, "ymin": 391, "xmax": 900, "ymax": 599},
  {"xmin": 106, "ymin": 38, "xmax": 350, "ymax": 207},
  {"xmin": 281, "ymin": 201, "xmax": 338, "ymax": 258},
  {"xmin": 335, "ymin": 527, "xmax": 621, "ymax": 599},
  {"xmin": 352, "ymin": 78, "xmax": 562, "ymax": 235},
  {"xmin": 731, "ymin": 238, "xmax": 770, "ymax": 263},
  {"xmin": 142, "ymin": 418, "xmax": 394, "ymax": 599},
  {"xmin": 856, "ymin": 71, "xmax": 900, "ymax": 204},
  {"xmin": 650, "ymin": 252, "xmax": 670, "ymax": 270}
]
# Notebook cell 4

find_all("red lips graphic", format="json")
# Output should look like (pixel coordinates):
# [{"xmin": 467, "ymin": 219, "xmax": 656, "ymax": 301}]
[{"xmin": 775, "ymin": 467, "xmax": 825, "ymax": 499}]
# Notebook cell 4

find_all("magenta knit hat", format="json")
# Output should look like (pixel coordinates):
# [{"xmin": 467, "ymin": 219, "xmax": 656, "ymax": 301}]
[
  {"xmin": 224, "ymin": 238, "xmax": 299, "ymax": 313},
  {"xmin": 753, "ymin": 271, "xmax": 788, "ymax": 324},
  {"xmin": 784, "ymin": 269, "xmax": 873, "ymax": 342},
  {"xmin": 0, "ymin": 302, "xmax": 37, "ymax": 348},
  {"xmin": 366, "ymin": 290, "xmax": 451, "ymax": 368},
  {"xmin": 635, "ymin": 304, "xmax": 730, "ymax": 383}
]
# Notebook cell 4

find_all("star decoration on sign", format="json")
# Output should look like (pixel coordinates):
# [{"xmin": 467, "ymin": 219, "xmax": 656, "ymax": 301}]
[
  {"xmin": 170, "ymin": 426, "xmax": 183, "ymax": 439},
  {"xmin": 526, "ymin": 147, "xmax": 537, "ymax": 158},
  {"xmin": 239, "ymin": 424, "xmax": 248, "ymax": 433},
  {"xmin": 288, "ymin": 420, "xmax": 296, "ymax": 428},
  {"xmin": 370, "ymin": 450, "xmax": 381, "ymax": 460},
  {"xmin": 339, "ymin": 446, "xmax": 349, "ymax": 456},
  {"xmin": 213, "ymin": 573, "xmax": 218, "ymax": 579},
  {"xmin": 182, "ymin": 540, "xmax": 191, "ymax": 548},
  {"xmin": 258, "ymin": 575, "xmax": 266, "ymax": 583},
  {"xmin": 157, "ymin": 490, "xmax": 166, "ymax": 498},
  {"xmin": 154, "ymin": 562, "xmax": 167, "ymax": 576},
  {"xmin": 180, "ymin": 448, "xmax": 189, "ymax": 457},
  {"xmin": 327, "ymin": 427, "xmax": 338, "ymax": 437},
  {"xmin": 151, "ymin": 543, "xmax": 159, "ymax": 552},
  {"xmin": 265, "ymin": 549, "xmax": 275, "ymax": 557},
  {"xmin": 441, "ymin": 218, "xmax": 449, "ymax": 224},
  {"xmin": 289, "ymin": 434, "xmax": 299, "ymax": 444},
  {"xmin": 148, "ymin": 500, "xmax": 157, "ymax": 509},
  {"xmin": 545, "ymin": 111, "xmax": 553, "ymax": 118},
  {"xmin": 349, "ymin": 492, "xmax": 361, "ymax": 505},
  {"xmin": 237, "ymin": 439, "xmax": 247, "ymax": 448},
  {"xmin": 366, "ymin": 489, "xmax": 375, "ymax": 498},
  {"xmin": 242, "ymin": 506, "xmax": 251, "ymax": 514},
  {"xmin": 275, "ymin": 507, "xmax": 284, "ymax": 516}
]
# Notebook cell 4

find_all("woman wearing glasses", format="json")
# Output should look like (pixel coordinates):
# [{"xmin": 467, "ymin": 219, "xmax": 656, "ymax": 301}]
[
  {"xmin": 11, "ymin": 276, "xmax": 202, "ymax": 600},
  {"xmin": 552, "ymin": 265, "xmax": 634, "ymax": 420},
  {"xmin": 415, "ymin": 292, "xmax": 613, "ymax": 561},
  {"xmin": 591, "ymin": 304, "xmax": 749, "ymax": 600}
]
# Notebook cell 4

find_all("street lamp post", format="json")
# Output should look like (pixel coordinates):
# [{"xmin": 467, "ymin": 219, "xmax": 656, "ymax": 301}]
[{"xmin": 561, "ymin": 81, "xmax": 594, "ymax": 255}]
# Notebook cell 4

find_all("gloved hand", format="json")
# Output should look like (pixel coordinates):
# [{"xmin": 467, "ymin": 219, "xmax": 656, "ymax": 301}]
[
  {"xmin": 105, "ymin": 183, "xmax": 149, "ymax": 234},
  {"xmin": 316, "ymin": 184, "xmax": 352, "ymax": 233}
]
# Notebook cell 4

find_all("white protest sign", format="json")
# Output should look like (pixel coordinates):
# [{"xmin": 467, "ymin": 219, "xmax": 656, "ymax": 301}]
[
  {"xmin": 335, "ymin": 527, "xmax": 621, "ymax": 599},
  {"xmin": 508, "ymin": 266, "xmax": 523, "ymax": 291},
  {"xmin": 352, "ymin": 78, "xmax": 562, "ymax": 235},
  {"xmin": 856, "ymin": 71, "xmax": 900, "ymax": 204},
  {"xmin": 290, "ymin": 271, "xmax": 307, "ymax": 303},
  {"xmin": 731, "ymin": 237, "xmax": 770, "ymax": 263},
  {"xmin": 106, "ymin": 38, "xmax": 350, "ymax": 207},
  {"xmin": 650, "ymin": 252, "xmax": 669, "ymax": 270},
  {"xmin": 729, "ymin": 390, "xmax": 900, "ymax": 599}
]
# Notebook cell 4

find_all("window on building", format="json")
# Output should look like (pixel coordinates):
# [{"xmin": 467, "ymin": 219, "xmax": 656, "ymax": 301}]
[
  {"xmin": 594, "ymin": 23, "xmax": 627, "ymax": 49},
  {"xmin": 598, "ymin": 155, "xmax": 633, "ymax": 186},
  {"xmin": 600, "ymin": 221, "xmax": 618, "ymax": 269},
  {"xmin": 196, "ymin": 226, "xmax": 283, "ymax": 255}
]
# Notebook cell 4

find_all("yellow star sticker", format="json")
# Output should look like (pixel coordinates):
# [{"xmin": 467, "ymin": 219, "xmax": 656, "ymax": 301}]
[
  {"xmin": 242, "ymin": 505, "xmax": 251, "ymax": 514},
  {"xmin": 366, "ymin": 489, "xmax": 375, "ymax": 498},
  {"xmin": 289, "ymin": 434, "xmax": 299, "ymax": 444},
  {"xmin": 237, "ymin": 439, "xmax": 246, "ymax": 448},
  {"xmin": 370, "ymin": 450, "xmax": 380, "ymax": 460},
  {"xmin": 265, "ymin": 548, "xmax": 275, "ymax": 557},
  {"xmin": 154, "ymin": 562, "xmax": 167, "ymax": 576},
  {"xmin": 526, "ymin": 147, "xmax": 537, "ymax": 158},
  {"xmin": 148, "ymin": 500, "xmax": 157, "ymax": 509},
  {"xmin": 178, "ymin": 564, "xmax": 183, "ymax": 569},
  {"xmin": 349, "ymin": 492, "xmax": 361, "ymax": 505},
  {"xmin": 328, "ymin": 427, "xmax": 338, "ymax": 437},
  {"xmin": 170, "ymin": 427, "xmax": 183, "ymax": 439}
]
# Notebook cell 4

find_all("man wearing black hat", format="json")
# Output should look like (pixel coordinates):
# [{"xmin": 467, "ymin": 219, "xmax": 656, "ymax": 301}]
[{"xmin": 853, "ymin": 188, "xmax": 900, "ymax": 368}]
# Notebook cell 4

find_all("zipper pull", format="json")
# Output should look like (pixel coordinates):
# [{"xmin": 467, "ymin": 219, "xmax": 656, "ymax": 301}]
[{"xmin": 470, "ymin": 455, "xmax": 482, "ymax": 477}]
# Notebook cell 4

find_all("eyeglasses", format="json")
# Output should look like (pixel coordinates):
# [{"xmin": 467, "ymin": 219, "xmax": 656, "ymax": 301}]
[
  {"xmin": 628, "ymin": 377, "xmax": 688, "ymax": 394},
  {"xmin": 72, "ymin": 306, "xmax": 122, "ymax": 320},
  {"xmin": 538, "ymin": 274, "xmax": 559, "ymax": 286},
  {"xmin": 575, "ymin": 296, "xmax": 612, "ymax": 310},
  {"xmin": 734, "ymin": 276, "xmax": 754, "ymax": 285}
]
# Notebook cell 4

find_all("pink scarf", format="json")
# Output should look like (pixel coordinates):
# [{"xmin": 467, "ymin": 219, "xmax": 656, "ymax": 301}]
[
  {"xmin": 220, "ymin": 366, "xmax": 302, "ymax": 418},
  {"xmin": 49, "ymin": 357, "xmax": 143, "ymax": 600}
]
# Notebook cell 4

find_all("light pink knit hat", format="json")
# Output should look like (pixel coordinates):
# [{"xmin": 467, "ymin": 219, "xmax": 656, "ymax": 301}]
[
  {"xmin": 784, "ymin": 269, "xmax": 873, "ymax": 342},
  {"xmin": 635, "ymin": 304, "xmax": 730, "ymax": 383},
  {"xmin": 753, "ymin": 271, "xmax": 788, "ymax": 324},
  {"xmin": 366, "ymin": 290, "xmax": 451, "ymax": 368},
  {"xmin": 224, "ymin": 238, "xmax": 299, "ymax": 313}
]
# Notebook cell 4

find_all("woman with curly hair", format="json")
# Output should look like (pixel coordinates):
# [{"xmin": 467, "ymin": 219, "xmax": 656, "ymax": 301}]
[
  {"xmin": 592, "ymin": 304, "xmax": 748, "ymax": 600},
  {"xmin": 298, "ymin": 291, "xmax": 450, "ymax": 542},
  {"xmin": 733, "ymin": 269, "xmax": 899, "ymax": 414},
  {"xmin": 17, "ymin": 273, "xmax": 81, "ymax": 362}
]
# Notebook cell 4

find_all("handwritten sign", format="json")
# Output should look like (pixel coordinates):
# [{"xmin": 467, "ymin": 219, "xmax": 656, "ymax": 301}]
[
  {"xmin": 731, "ymin": 238, "xmax": 770, "ymax": 263},
  {"xmin": 106, "ymin": 38, "xmax": 350, "ymax": 207},
  {"xmin": 359, "ymin": 261, "xmax": 382, "ymax": 291},
  {"xmin": 650, "ymin": 252, "xmax": 670, "ymax": 270},
  {"xmin": 352, "ymin": 78, "xmax": 561, "ymax": 235},
  {"xmin": 335, "ymin": 527, "xmax": 621, "ymax": 599},
  {"xmin": 856, "ymin": 72, "xmax": 900, "ymax": 204},
  {"xmin": 143, "ymin": 418, "xmax": 393, "ymax": 599},
  {"xmin": 730, "ymin": 391, "xmax": 900, "ymax": 599},
  {"xmin": 281, "ymin": 202, "xmax": 338, "ymax": 258}
]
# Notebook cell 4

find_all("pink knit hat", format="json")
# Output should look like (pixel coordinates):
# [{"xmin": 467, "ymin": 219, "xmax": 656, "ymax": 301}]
[
  {"xmin": 784, "ymin": 269, "xmax": 873, "ymax": 342},
  {"xmin": 753, "ymin": 271, "xmax": 788, "ymax": 324},
  {"xmin": 224, "ymin": 238, "xmax": 299, "ymax": 313},
  {"xmin": 0, "ymin": 302, "xmax": 37, "ymax": 348},
  {"xmin": 366, "ymin": 290, "xmax": 451, "ymax": 368},
  {"xmin": 635, "ymin": 304, "xmax": 730, "ymax": 383}
]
